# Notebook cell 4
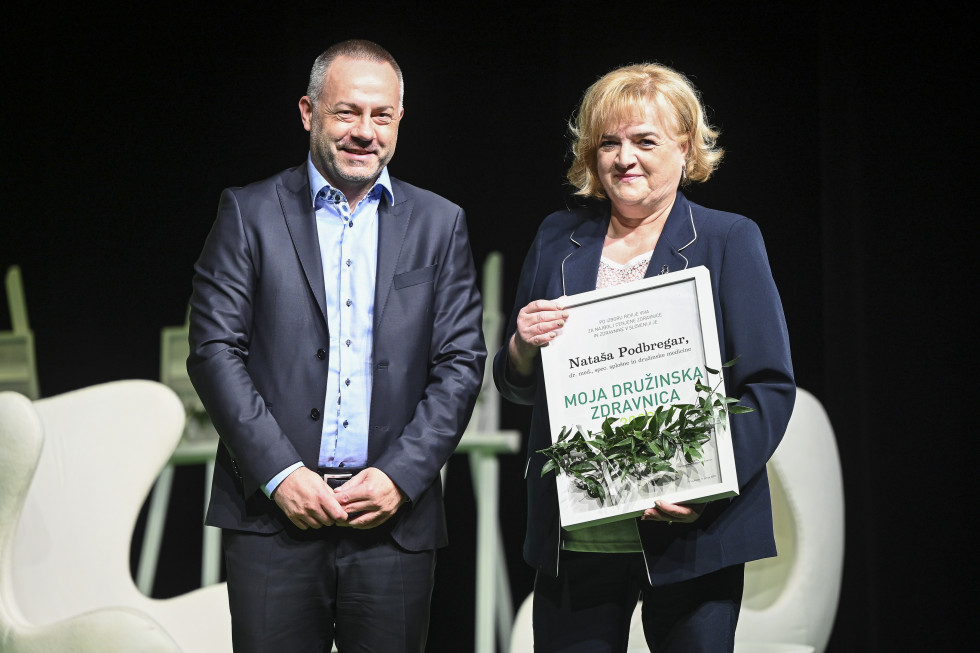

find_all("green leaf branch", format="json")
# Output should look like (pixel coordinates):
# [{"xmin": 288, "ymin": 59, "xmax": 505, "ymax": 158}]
[{"xmin": 538, "ymin": 359, "xmax": 754, "ymax": 505}]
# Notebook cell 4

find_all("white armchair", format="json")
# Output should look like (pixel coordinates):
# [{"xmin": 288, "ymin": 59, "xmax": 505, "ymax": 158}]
[
  {"xmin": 733, "ymin": 388, "xmax": 844, "ymax": 653},
  {"xmin": 1, "ymin": 381, "xmax": 232, "ymax": 652}
]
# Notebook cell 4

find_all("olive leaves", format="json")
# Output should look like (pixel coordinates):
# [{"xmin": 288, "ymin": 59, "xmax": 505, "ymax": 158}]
[{"xmin": 538, "ymin": 360, "xmax": 753, "ymax": 505}]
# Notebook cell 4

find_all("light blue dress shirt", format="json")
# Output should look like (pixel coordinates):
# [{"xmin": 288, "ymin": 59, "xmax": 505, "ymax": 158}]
[{"xmin": 262, "ymin": 156, "xmax": 393, "ymax": 496}]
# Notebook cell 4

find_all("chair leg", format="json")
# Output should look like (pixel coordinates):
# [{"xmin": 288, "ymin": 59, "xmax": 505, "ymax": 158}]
[
  {"xmin": 137, "ymin": 464, "xmax": 175, "ymax": 595},
  {"xmin": 201, "ymin": 458, "xmax": 222, "ymax": 586}
]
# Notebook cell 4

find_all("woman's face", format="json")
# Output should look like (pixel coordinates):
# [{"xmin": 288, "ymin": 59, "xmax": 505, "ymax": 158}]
[{"xmin": 596, "ymin": 101, "xmax": 689, "ymax": 219}]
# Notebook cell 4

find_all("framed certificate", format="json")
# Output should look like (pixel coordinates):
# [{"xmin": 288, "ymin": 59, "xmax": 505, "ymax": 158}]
[{"xmin": 540, "ymin": 266, "xmax": 739, "ymax": 530}]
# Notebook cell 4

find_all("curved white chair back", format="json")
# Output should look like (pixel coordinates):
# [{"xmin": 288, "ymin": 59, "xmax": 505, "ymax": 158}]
[
  {"xmin": 5, "ymin": 381, "xmax": 232, "ymax": 652},
  {"xmin": 509, "ymin": 590, "xmax": 533, "ymax": 652},
  {"xmin": 1, "ymin": 389, "xmax": 181, "ymax": 652},
  {"xmin": 734, "ymin": 388, "xmax": 844, "ymax": 652}
]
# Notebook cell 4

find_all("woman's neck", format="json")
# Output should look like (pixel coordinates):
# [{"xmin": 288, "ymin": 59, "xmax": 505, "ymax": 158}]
[{"xmin": 603, "ymin": 199, "xmax": 673, "ymax": 265}]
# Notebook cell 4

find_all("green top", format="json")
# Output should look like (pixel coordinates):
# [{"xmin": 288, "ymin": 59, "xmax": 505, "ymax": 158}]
[{"xmin": 562, "ymin": 518, "xmax": 642, "ymax": 553}]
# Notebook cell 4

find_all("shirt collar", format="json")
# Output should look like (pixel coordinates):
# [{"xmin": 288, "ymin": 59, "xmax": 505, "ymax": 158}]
[{"xmin": 307, "ymin": 153, "xmax": 394, "ymax": 207}]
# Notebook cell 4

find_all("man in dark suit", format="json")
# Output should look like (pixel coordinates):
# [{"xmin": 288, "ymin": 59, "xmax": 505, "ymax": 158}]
[{"xmin": 187, "ymin": 39, "xmax": 486, "ymax": 652}]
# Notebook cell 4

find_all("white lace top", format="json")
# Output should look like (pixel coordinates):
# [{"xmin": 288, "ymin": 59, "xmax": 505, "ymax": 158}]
[{"xmin": 596, "ymin": 251, "xmax": 653, "ymax": 289}]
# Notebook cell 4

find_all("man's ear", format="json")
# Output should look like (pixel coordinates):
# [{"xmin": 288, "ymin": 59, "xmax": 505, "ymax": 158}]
[{"xmin": 299, "ymin": 96, "xmax": 315, "ymax": 132}]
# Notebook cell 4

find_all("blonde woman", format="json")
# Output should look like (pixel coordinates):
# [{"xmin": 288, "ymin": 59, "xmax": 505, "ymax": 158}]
[{"xmin": 494, "ymin": 63, "xmax": 795, "ymax": 652}]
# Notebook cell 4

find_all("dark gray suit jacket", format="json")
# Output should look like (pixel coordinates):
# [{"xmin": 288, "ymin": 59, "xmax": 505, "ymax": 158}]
[{"xmin": 187, "ymin": 162, "xmax": 486, "ymax": 551}]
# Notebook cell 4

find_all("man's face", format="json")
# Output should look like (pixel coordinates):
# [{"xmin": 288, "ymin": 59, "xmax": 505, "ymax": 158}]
[{"xmin": 299, "ymin": 56, "xmax": 403, "ymax": 202}]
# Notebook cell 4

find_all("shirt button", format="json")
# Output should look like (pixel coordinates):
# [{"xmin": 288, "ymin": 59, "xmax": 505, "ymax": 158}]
[
  {"xmin": 348, "ymin": 221, "xmax": 354, "ymax": 228},
  {"xmin": 316, "ymin": 348, "xmax": 326, "ymax": 360},
  {"xmin": 342, "ymin": 420, "xmax": 349, "ymax": 428},
  {"xmin": 346, "ymin": 299, "xmax": 352, "ymax": 307},
  {"xmin": 345, "ymin": 378, "xmax": 351, "ymax": 386},
  {"xmin": 310, "ymin": 408, "xmax": 321, "ymax": 420},
  {"xmin": 346, "ymin": 259, "xmax": 352, "ymax": 267},
  {"xmin": 345, "ymin": 339, "xmax": 351, "ymax": 347}
]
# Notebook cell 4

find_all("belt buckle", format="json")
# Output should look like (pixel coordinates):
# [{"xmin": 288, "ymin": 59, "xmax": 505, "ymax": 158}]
[{"xmin": 323, "ymin": 472, "xmax": 353, "ymax": 490}]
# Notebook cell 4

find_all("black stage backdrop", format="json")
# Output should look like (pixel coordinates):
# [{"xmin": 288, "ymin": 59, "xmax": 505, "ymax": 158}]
[{"xmin": 2, "ymin": 3, "xmax": 974, "ymax": 651}]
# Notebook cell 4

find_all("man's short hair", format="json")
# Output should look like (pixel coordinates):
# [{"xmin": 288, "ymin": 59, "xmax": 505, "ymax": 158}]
[{"xmin": 307, "ymin": 39, "xmax": 404, "ymax": 109}]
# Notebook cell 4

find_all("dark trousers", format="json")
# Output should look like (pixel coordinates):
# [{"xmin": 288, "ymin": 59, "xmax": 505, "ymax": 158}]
[
  {"xmin": 533, "ymin": 551, "xmax": 744, "ymax": 653},
  {"xmin": 223, "ymin": 522, "xmax": 436, "ymax": 653}
]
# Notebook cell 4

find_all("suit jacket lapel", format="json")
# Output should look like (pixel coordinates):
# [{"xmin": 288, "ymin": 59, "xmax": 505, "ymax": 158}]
[
  {"xmin": 646, "ymin": 192, "xmax": 697, "ymax": 278},
  {"xmin": 374, "ymin": 189, "xmax": 412, "ymax": 332},
  {"xmin": 278, "ymin": 163, "xmax": 328, "ymax": 326},
  {"xmin": 561, "ymin": 193, "xmax": 698, "ymax": 295},
  {"xmin": 561, "ymin": 206, "xmax": 608, "ymax": 297}
]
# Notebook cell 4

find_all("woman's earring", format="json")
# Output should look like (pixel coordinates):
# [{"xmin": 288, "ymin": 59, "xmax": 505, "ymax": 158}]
[{"xmin": 681, "ymin": 165, "xmax": 688, "ymax": 182}]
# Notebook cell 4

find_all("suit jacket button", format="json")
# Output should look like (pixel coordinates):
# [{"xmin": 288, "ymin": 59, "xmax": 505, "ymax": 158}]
[
  {"xmin": 316, "ymin": 348, "xmax": 326, "ymax": 360},
  {"xmin": 310, "ymin": 408, "xmax": 321, "ymax": 420}
]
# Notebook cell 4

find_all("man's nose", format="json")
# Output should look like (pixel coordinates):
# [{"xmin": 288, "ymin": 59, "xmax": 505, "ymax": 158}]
[{"xmin": 350, "ymin": 115, "xmax": 375, "ymax": 141}]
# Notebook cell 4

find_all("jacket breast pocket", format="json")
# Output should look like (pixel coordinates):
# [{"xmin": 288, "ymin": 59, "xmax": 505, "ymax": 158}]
[{"xmin": 393, "ymin": 264, "xmax": 437, "ymax": 289}]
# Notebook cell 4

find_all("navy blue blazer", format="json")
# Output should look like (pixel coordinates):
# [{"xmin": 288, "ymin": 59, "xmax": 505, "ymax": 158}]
[
  {"xmin": 493, "ymin": 191, "xmax": 795, "ymax": 585},
  {"xmin": 188, "ymin": 162, "xmax": 486, "ymax": 551}
]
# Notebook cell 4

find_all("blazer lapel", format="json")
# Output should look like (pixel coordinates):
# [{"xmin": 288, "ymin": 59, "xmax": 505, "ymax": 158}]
[
  {"xmin": 646, "ymin": 192, "xmax": 697, "ymax": 278},
  {"xmin": 561, "ymin": 193, "xmax": 698, "ymax": 294},
  {"xmin": 561, "ymin": 206, "xmax": 608, "ymax": 297},
  {"xmin": 278, "ymin": 163, "xmax": 328, "ymax": 326},
  {"xmin": 373, "ymin": 191, "xmax": 412, "ymax": 332}
]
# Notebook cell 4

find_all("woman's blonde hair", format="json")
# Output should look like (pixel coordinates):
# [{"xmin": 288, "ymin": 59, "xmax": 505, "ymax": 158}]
[{"xmin": 567, "ymin": 63, "xmax": 723, "ymax": 199}]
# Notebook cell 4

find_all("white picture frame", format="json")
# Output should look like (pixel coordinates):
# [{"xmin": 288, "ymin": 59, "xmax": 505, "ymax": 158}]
[{"xmin": 540, "ymin": 266, "xmax": 739, "ymax": 530}]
